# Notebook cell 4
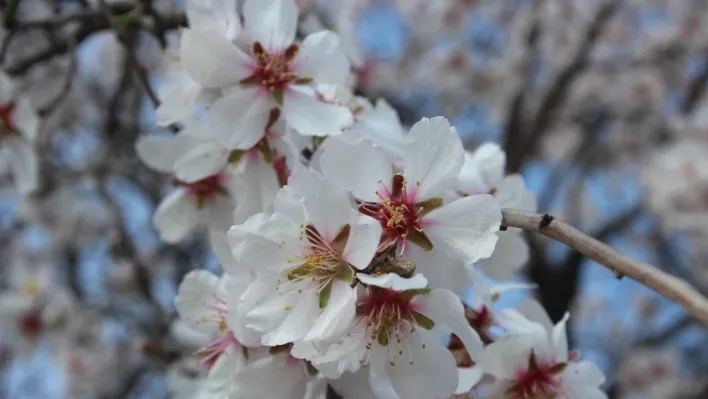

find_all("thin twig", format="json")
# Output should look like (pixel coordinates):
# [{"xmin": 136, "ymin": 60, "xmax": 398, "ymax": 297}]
[{"xmin": 502, "ymin": 208, "xmax": 708, "ymax": 325}]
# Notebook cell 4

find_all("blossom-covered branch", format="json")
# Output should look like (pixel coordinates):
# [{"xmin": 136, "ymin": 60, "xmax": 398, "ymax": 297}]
[{"xmin": 501, "ymin": 208, "xmax": 708, "ymax": 325}]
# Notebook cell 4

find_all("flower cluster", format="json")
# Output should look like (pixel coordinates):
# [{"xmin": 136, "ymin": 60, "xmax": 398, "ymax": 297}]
[{"xmin": 134, "ymin": 0, "xmax": 609, "ymax": 398}]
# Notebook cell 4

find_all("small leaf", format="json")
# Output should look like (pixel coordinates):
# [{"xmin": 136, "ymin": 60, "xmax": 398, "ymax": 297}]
[
  {"xmin": 293, "ymin": 77, "xmax": 313, "ymax": 85},
  {"xmin": 114, "ymin": 11, "xmax": 135, "ymax": 30},
  {"xmin": 271, "ymin": 89, "xmax": 284, "ymax": 106},
  {"xmin": 228, "ymin": 150, "xmax": 245, "ymax": 164},
  {"xmin": 319, "ymin": 280, "xmax": 333, "ymax": 309},
  {"xmin": 407, "ymin": 230, "xmax": 433, "ymax": 251},
  {"xmin": 266, "ymin": 108, "xmax": 281, "ymax": 131},
  {"xmin": 240, "ymin": 74, "xmax": 261, "ymax": 88},
  {"xmin": 330, "ymin": 224, "xmax": 351, "ymax": 254},
  {"xmin": 306, "ymin": 361, "xmax": 319, "ymax": 376},
  {"xmin": 415, "ymin": 197, "xmax": 444, "ymax": 217},
  {"xmin": 312, "ymin": 136, "xmax": 326, "ymax": 151},
  {"xmin": 401, "ymin": 287, "xmax": 431, "ymax": 302},
  {"xmin": 334, "ymin": 263, "xmax": 355, "ymax": 284},
  {"xmin": 411, "ymin": 311, "xmax": 435, "ymax": 330},
  {"xmin": 258, "ymin": 139, "xmax": 274, "ymax": 163},
  {"xmin": 377, "ymin": 329, "xmax": 389, "ymax": 346},
  {"xmin": 548, "ymin": 362, "xmax": 568, "ymax": 374}
]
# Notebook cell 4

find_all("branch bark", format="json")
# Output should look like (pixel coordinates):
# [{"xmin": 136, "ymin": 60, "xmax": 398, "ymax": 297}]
[{"xmin": 502, "ymin": 208, "xmax": 708, "ymax": 325}]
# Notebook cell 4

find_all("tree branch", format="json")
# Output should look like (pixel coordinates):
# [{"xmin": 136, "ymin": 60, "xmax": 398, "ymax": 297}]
[{"xmin": 502, "ymin": 208, "xmax": 708, "ymax": 325}]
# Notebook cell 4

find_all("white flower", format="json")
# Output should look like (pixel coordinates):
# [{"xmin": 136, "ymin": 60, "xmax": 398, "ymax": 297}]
[
  {"xmin": 321, "ymin": 116, "xmax": 502, "ymax": 291},
  {"xmin": 177, "ymin": 0, "xmax": 353, "ymax": 141},
  {"xmin": 0, "ymin": 72, "xmax": 40, "ymax": 195},
  {"xmin": 175, "ymin": 270, "xmax": 259, "ymax": 358},
  {"xmin": 303, "ymin": 282, "xmax": 486, "ymax": 399},
  {"xmin": 136, "ymin": 128, "xmax": 241, "ymax": 242},
  {"xmin": 229, "ymin": 168, "xmax": 382, "ymax": 346},
  {"xmin": 458, "ymin": 142, "xmax": 537, "ymax": 280},
  {"xmin": 484, "ymin": 300, "xmax": 607, "ymax": 399}
]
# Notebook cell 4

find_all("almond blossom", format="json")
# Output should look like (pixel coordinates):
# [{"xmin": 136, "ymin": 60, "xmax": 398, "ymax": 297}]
[
  {"xmin": 229, "ymin": 168, "xmax": 382, "ymax": 346},
  {"xmin": 0, "ymin": 72, "xmax": 40, "ymax": 195},
  {"xmin": 178, "ymin": 0, "xmax": 353, "ymax": 142},
  {"xmin": 484, "ymin": 300, "xmax": 608, "ymax": 399},
  {"xmin": 300, "ymin": 277, "xmax": 486, "ymax": 399},
  {"xmin": 321, "ymin": 116, "xmax": 502, "ymax": 292}
]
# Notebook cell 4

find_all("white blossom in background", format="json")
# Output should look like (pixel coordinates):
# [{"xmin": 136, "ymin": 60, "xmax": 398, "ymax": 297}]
[
  {"xmin": 136, "ymin": 128, "xmax": 240, "ymax": 243},
  {"xmin": 0, "ymin": 71, "xmax": 40, "ymax": 195},
  {"xmin": 458, "ymin": 142, "xmax": 537, "ymax": 281}
]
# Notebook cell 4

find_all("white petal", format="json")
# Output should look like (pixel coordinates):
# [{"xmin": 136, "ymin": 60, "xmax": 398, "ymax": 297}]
[
  {"xmin": 415, "ymin": 289, "xmax": 484, "ymax": 363},
  {"xmin": 320, "ymin": 136, "xmax": 393, "ymax": 202},
  {"xmin": 209, "ymin": 230, "xmax": 237, "ymax": 271},
  {"xmin": 232, "ymin": 159, "xmax": 280, "ymax": 223},
  {"xmin": 495, "ymin": 174, "xmax": 537, "ymax": 211},
  {"xmin": 342, "ymin": 213, "xmax": 382, "ymax": 270},
  {"xmin": 209, "ymin": 88, "xmax": 270, "ymax": 150},
  {"xmin": 243, "ymin": 0, "xmax": 297, "ymax": 51},
  {"xmin": 455, "ymin": 366, "xmax": 484, "ymax": 395},
  {"xmin": 481, "ymin": 335, "xmax": 534, "ymax": 379},
  {"xmin": 283, "ymin": 86, "xmax": 353, "ymax": 136},
  {"xmin": 563, "ymin": 385, "xmax": 608, "ymax": 399},
  {"xmin": 477, "ymin": 231, "xmax": 529, "ymax": 280},
  {"xmin": 232, "ymin": 355, "xmax": 307, "ymax": 398},
  {"xmin": 155, "ymin": 78, "xmax": 202, "ymax": 126},
  {"xmin": 296, "ymin": 168, "xmax": 351, "ymax": 237},
  {"xmin": 136, "ymin": 131, "xmax": 203, "ymax": 173},
  {"xmin": 515, "ymin": 298, "xmax": 554, "ymax": 333},
  {"xmin": 561, "ymin": 361, "xmax": 606, "ymax": 387},
  {"xmin": 5, "ymin": 138, "xmax": 38, "ymax": 195},
  {"xmin": 12, "ymin": 97, "xmax": 39, "ymax": 141},
  {"xmin": 273, "ymin": 185, "xmax": 306, "ymax": 224},
  {"xmin": 303, "ymin": 280, "xmax": 356, "ymax": 341},
  {"xmin": 470, "ymin": 142, "xmax": 505, "ymax": 189},
  {"xmin": 174, "ymin": 141, "xmax": 228, "ymax": 183},
  {"xmin": 180, "ymin": 28, "xmax": 251, "ymax": 87},
  {"xmin": 232, "ymin": 219, "xmax": 300, "ymax": 273},
  {"xmin": 404, "ymin": 244, "xmax": 469, "ymax": 293},
  {"xmin": 259, "ymin": 290, "xmax": 319, "ymax": 346},
  {"xmin": 206, "ymin": 345, "xmax": 247, "ymax": 389},
  {"xmin": 552, "ymin": 312, "xmax": 570, "ymax": 362},
  {"xmin": 0, "ymin": 71, "xmax": 15, "ymax": 104},
  {"xmin": 175, "ymin": 270, "xmax": 223, "ymax": 333},
  {"xmin": 295, "ymin": 31, "xmax": 350, "ymax": 85},
  {"xmin": 186, "ymin": 0, "xmax": 241, "ymax": 40},
  {"xmin": 353, "ymin": 98, "xmax": 406, "ymax": 161},
  {"xmin": 404, "ymin": 117, "xmax": 464, "ymax": 200},
  {"xmin": 356, "ymin": 272, "xmax": 428, "ymax": 291},
  {"xmin": 387, "ymin": 329, "xmax": 458, "ymax": 399},
  {"xmin": 153, "ymin": 188, "xmax": 199, "ymax": 243},
  {"xmin": 206, "ymin": 194, "xmax": 236, "ymax": 232},
  {"xmin": 423, "ymin": 194, "xmax": 501, "ymax": 263}
]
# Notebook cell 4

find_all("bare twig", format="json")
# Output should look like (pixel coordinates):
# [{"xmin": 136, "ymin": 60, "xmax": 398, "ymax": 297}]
[
  {"xmin": 38, "ymin": 40, "xmax": 77, "ymax": 116},
  {"xmin": 502, "ymin": 208, "xmax": 708, "ymax": 325}
]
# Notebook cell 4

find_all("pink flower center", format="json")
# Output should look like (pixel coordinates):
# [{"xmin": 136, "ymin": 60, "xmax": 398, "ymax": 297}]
[
  {"xmin": 248, "ymin": 42, "xmax": 299, "ymax": 92},
  {"xmin": 509, "ymin": 355, "xmax": 563, "ymax": 399},
  {"xmin": 196, "ymin": 331, "xmax": 240, "ymax": 369},
  {"xmin": 357, "ymin": 287, "xmax": 429, "ymax": 350},
  {"xmin": 0, "ymin": 102, "xmax": 16, "ymax": 138},
  {"xmin": 469, "ymin": 305, "xmax": 493, "ymax": 331},
  {"xmin": 173, "ymin": 172, "xmax": 228, "ymax": 206},
  {"xmin": 359, "ymin": 175, "xmax": 422, "ymax": 246},
  {"xmin": 19, "ymin": 311, "xmax": 43, "ymax": 336}
]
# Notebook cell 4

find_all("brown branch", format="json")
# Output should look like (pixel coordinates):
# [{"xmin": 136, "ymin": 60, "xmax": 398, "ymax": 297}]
[{"xmin": 502, "ymin": 208, "xmax": 708, "ymax": 325}]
